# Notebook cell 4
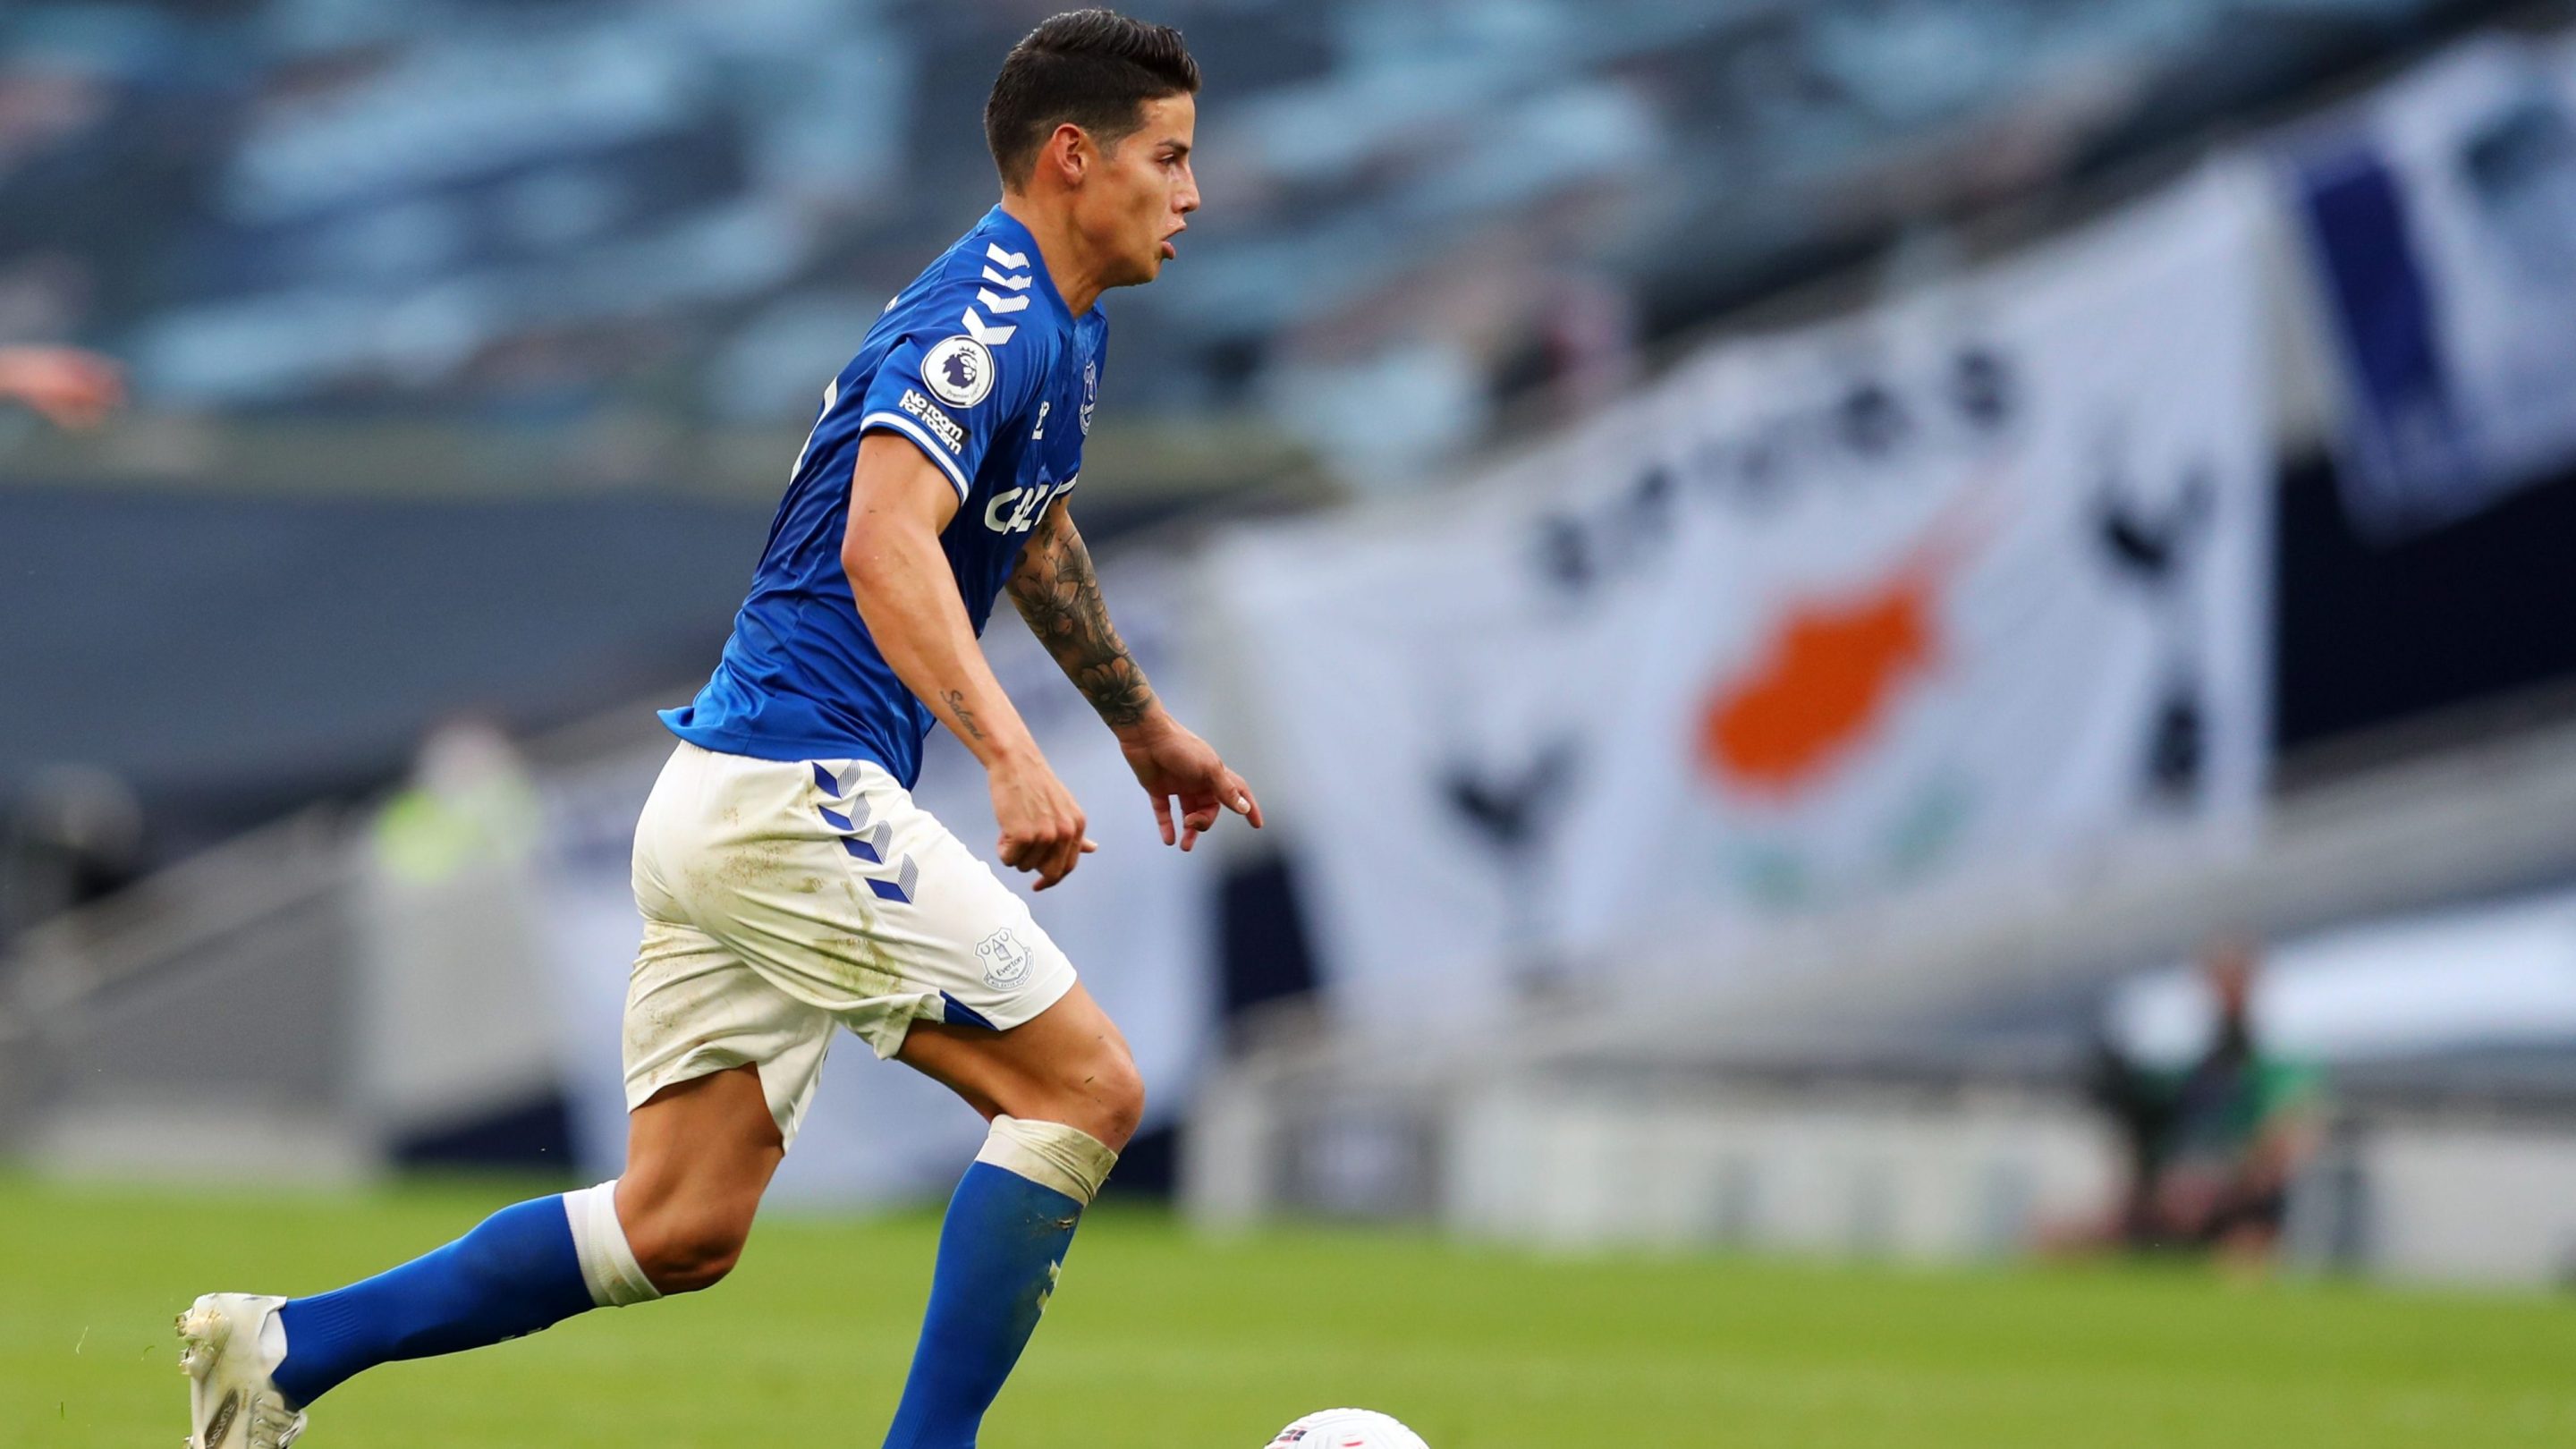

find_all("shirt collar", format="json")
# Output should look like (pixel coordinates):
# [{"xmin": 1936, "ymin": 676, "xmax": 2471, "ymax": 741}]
[{"xmin": 980, "ymin": 206, "xmax": 1074, "ymax": 320}]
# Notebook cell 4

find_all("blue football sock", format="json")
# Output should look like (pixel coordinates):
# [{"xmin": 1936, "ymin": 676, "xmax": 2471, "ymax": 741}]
[
  {"xmin": 880, "ymin": 1161, "xmax": 1090, "ymax": 1449},
  {"xmin": 271, "ymin": 1194, "xmax": 599, "ymax": 1406}
]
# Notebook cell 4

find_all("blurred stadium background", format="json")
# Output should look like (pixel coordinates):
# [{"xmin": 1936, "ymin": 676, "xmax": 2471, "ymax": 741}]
[{"xmin": 12, "ymin": 0, "xmax": 2576, "ymax": 1444}]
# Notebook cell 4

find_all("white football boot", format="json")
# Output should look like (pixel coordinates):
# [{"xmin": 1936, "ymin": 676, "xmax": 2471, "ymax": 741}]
[{"xmin": 175, "ymin": 1293, "xmax": 307, "ymax": 1448}]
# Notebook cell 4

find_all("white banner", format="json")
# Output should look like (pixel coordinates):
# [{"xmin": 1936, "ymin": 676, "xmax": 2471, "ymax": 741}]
[
  {"xmin": 2288, "ymin": 36, "xmax": 2576, "ymax": 537},
  {"xmin": 536, "ymin": 556, "xmax": 1216, "ymax": 1207},
  {"xmin": 1210, "ymin": 166, "xmax": 2272, "ymax": 1031}
]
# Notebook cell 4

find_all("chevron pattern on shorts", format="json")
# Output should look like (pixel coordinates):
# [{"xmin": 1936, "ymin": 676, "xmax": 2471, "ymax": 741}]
[
  {"xmin": 811, "ymin": 763, "xmax": 918, "ymax": 902},
  {"xmin": 865, "ymin": 856, "xmax": 921, "ymax": 904}
]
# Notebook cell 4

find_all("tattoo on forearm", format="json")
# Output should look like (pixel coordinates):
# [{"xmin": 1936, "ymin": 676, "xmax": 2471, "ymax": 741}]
[
  {"xmin": 1007, "ymin": 513, "xmax": 1157, "ymax": 728},
  {"xmin": 941, "ymin": 688, "xmax": 987, "ymax": 742}
]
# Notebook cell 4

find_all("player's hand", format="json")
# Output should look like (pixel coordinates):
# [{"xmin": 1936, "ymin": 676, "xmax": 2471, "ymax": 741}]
[
  {"xmin": 988, "ymin": 750, "xmax": 1096, "ymax": 890},
  {"xmin": 0, "ymin": 346, "xmax": 124, "ymax": 429},
  {"xmin": 1119, "ymin": 713, "xmax": 1262, "ymax": 852}
]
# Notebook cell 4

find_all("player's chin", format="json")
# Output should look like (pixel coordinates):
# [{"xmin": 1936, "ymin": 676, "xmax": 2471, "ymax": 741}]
[{"xmin": 1115, "ymin": 243, "xmax": 1174, "ymax": 288}]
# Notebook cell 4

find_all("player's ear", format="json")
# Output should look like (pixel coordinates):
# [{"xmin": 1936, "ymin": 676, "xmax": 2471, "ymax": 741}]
[{"xmin": 1046, "ymin": 122, "xmax": 1089, "ymax": 189}]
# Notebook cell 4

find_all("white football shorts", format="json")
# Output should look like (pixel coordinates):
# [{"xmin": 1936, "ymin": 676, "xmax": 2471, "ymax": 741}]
[{"xmin": 623, "ymin": 740, "xmax": 1077, "ymax": 1146}]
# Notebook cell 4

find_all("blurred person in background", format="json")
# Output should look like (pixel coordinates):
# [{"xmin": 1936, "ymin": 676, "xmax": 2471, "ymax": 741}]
[
  {"xmin": 2074, "ymin": 937, "xmax": 2326, "ymax": 1266},
  {"xmin": 369, "ymin": 717, "xmax": 541, "ymax": 886},
  {"xmin": 356, "ymin": 718, "xmax": 560, "ymax": 1162},
  {"xmin": 170, "ymin": 14, "xmax": 1258, "ymax": 1449},
  {"xmin": 0, "ymin": 343, "xmax": 120, "ymax": 428}
]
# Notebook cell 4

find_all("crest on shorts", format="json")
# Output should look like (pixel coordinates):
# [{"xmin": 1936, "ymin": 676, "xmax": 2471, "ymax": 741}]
[{"xmin": 977, "ymin": 928, "xmax": 1034, "ymax": 990}]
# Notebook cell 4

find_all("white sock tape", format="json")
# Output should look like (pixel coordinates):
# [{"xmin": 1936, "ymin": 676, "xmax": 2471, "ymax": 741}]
[
  {"xmin": 563, "ymin": 1181, "xmax": 664, "ymax": 1308},
  {"xmin": 975, "ymin": 1115, "xmax": 1118, "ymax": 1206}
]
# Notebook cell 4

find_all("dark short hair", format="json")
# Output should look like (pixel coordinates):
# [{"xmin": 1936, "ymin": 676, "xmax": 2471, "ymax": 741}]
[{"xmin": 985, "ymin": 10, "xmax": 1199, "ymax": 188}]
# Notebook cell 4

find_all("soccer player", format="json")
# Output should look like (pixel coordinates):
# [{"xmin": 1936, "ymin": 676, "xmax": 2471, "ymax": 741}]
[{"xmin": 176, "ymin": 13, "xmax": 1250, "ymax": 1447}]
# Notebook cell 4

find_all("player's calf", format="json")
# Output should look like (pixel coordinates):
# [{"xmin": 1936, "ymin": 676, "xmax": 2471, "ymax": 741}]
[
  {"xmin": 177, "ymin": 1178, "xmax": 663, "ymax": 1437},
  {"xmin": 880, "ymin": 1114, "xmax": 1120, "ymax": 1449}
]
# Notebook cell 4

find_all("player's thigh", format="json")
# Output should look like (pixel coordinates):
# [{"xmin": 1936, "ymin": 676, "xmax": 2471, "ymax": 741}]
[
  {"xmin": 613, "ymin": 919, "xmax": 803, "ymax": 1274},
  {"xmin": 618, "ymin": 1064, "xmax": 784, "ymax": 1239},
  {"xmin": 621, "ymin": 904, "xmax": 840, "ymax": 1147},
  {"xmin": 896, "ymin": 979, "xmax": 1144, "ymax": 1148}
]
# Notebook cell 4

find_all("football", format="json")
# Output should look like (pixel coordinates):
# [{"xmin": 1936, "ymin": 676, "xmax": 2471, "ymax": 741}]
[{"xmin": 1266, "ymin": 1407, "xmax": 1432, "ymax": 1448}]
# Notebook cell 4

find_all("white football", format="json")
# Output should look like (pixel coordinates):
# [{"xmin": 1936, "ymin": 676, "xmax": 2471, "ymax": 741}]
[{"xmin": 1266, "ymin": 1407, "xmax": 1430, "ymax": 1449}]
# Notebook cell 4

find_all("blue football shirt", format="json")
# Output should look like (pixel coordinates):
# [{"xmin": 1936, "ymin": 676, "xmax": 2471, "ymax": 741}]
[{"xmin": 661, "ymin": 207, "xmax": 1107, "ymax": 786}]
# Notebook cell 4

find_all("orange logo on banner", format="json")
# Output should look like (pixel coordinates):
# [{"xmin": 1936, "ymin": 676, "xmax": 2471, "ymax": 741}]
[{"xmin": 1699, "ymin": 506, "xmax": 1984, "ymax": 800}]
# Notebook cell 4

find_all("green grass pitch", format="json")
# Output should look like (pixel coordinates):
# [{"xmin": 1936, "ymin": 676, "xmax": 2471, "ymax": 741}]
[{"xmin": 5, "ymin": 1173, "xmax": 2575, "ymax": 1447}]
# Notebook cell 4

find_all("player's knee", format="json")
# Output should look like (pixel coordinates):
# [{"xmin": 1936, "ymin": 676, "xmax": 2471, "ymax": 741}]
[
  {"xmin": 1071, "ymin": 1040, "xmax": 1145, "ymax": 1151},
  {"xmin": 626, "ymin": 1208, "xmax": 751, "ymax": 1295}
]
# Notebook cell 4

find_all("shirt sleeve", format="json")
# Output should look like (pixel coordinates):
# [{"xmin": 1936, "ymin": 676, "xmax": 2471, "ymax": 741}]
[{"xmin": 857, "ymin": 294, "xmax": 1046, "ymax": 503}]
